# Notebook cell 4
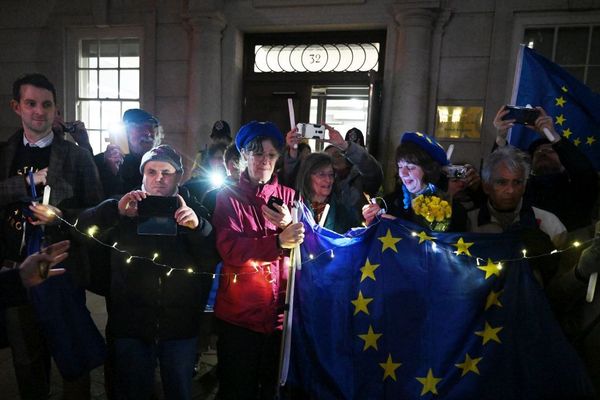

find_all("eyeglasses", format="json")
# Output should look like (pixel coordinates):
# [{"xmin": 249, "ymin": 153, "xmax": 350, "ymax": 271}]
[
  {"xmin": 312, "ymin": 171, "xmax": 335, "ymax": 180},
  {"xmin": 249, "ymin": 152, "xmax": 279, "ymax": 161}
]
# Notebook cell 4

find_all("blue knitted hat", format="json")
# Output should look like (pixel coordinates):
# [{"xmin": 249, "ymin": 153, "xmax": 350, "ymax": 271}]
[
  {"xmin": 401, "ymin": 132, "xmax": 449, "ymax": 166},
  {"xmin": 235, "ymin": 121, "xmax": 284, "ymax": 152}
]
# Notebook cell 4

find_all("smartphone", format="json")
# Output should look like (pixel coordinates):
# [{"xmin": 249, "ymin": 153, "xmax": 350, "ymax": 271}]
[
  {"xmin": 137, "ymin": 196, "xmax": 179, "ymax": 236},
  {"xmin": 267, "ymin": 196, "xmax": 284, "ymax": 212},
  {"xmin": 502, "ymin": 105, "xmax": 540, "ymax": 125},
  {"xmin": 138, "ymin": 196, "xmax": 179, "ymax": 217}
]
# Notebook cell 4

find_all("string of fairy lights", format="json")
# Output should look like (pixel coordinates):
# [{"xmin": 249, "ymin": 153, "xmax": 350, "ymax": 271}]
[{"xmin": 40, "ymin": 207, "xmax": 596, "ymax": 283}]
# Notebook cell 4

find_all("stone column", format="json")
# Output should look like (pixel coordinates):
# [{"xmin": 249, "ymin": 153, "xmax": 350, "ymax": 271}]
[
  {"xmin": 384, "ymin": 1, "xmax": 441, "ymax": 189},
  {"xmin": 183, "ymin": 12, "xmax": 226, "ymax": 169}
]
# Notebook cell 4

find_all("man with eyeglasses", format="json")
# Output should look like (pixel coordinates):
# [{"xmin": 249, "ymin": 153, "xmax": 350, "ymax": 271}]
[
  {"xmin": 493, "ymin": 106, "xmax": 597, "ymax": 232},
  {"xmin": 467, "ymin": 145, "xmax": 566, "ymax": 286}
]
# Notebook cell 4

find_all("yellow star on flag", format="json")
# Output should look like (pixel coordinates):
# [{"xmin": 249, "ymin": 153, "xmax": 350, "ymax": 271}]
[
  {"xmin": 358, "ymin": 325, "xmax": 382, "ymax": 351},
  {"xmin": 475, "ymin": 321, "xmax": 503, "ymax": 345},
  {"xmin": 360, "ymin": 259, "xmax": 380, "ymax": 282},
  {"xmin": 555, "ymin": 114, "xmax": 566, "ymax": 126},
  {"xmin": 561, "ymin": 85, "xmax": 568, "ymax": 92},
  {"xmin": 587, "ymin": 136, "xmax": 596, "ymax": 146},
  {"xmin": 485, "ymin": 289, "xmax": 503, "ymax": 310},
  {"xmin": 455, "ymin": 353, "xmax": 482, "ymax": 377},
  {"xmin": 562, "ymin": 128, "xmax": 573, "ymax": 139},
  {"xmin": 379, "ymin": 354, "xmax": 402, "ymax": 381},
  {"xmin": 477, "ymin": 258, "xmax": 501, "ymax": 279},
  {"xmin": 416, "ymin": 231, "xmax": 434, "ymax": 244},
  {"xmin": 452, "ymin": 237, "xmax": 474, "ymax": 256},
  {"xmin": 416, "ymin": 368, "xmax": 442, "ymax": 395},
  {"xmin": 378, "ymin": 229, "xmax": 402, "ymax": 253},
  {"xmin": 351, "ymin": 291, "xmax": 373, "ymax": 315},
  {"xmin": 555, "ymin": 96, "xmax": 566, "ymax": 107},
  {"xmin": 574, "ymin": 137, "xmax": 581, "ymax": 146}
]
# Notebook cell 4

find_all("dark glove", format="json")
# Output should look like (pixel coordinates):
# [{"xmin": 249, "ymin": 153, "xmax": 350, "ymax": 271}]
[{"xmin": 576, "ymin": 221, "xmax": 600, "ymax": 279}]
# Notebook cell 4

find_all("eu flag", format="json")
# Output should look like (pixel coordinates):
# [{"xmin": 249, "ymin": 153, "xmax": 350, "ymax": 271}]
[
  {"xmin": 288, "ymin": 217, "xmax": 594, "ymax": 399},
  {"xmin": 509, "ymin": 45, "xmax": 600, "ymax": 170}
]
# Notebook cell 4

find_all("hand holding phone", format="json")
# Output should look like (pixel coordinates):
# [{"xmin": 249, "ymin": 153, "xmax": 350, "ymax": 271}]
[
  {"xmin": 267, "ymin": 195, "xmax": 284, "ymax": 212},
  {"xmin": 501, "ymin": 105, "xmax": 540, "ymax": 125},
  {"xmin": 264, "ymin": 196, "xmax": 292, "ymax": 228}
]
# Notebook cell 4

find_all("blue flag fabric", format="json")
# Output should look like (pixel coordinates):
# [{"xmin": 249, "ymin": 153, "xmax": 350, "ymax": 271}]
[
  {"xmin": 25, "ymin": 221, "xmax": 106, "ymax": 380},
  {"xmin": 289, "ymin": 217, "xmax": 594, "ymax": 399},
  {"xmin": 30, "ymin": 273, "xmax": 106, "ymax": 380},
  {"xmin": 509, "ymin": 45, "xmax": 600, "ymax": 170}
]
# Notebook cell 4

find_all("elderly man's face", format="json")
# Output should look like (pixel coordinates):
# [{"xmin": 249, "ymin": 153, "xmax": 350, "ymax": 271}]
[
  {"xmin": 128, "ymin": 122, "xmax": 159, "ymax": 155},
  {"xmin": 532, "ymin": 144, "xmax": 562, "ymax": 175},
  {"xmin": 483, "ymin": 162, "xmax": 526, "ymax": 211},
  {"xmin": 142, "ymin": 161, "xmax": 181, "ymax": 196}
]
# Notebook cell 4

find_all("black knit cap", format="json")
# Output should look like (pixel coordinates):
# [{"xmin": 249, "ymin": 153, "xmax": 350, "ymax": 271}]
[
  {"xmin": 211, "ymin": 120, "xmax": 231, "ymax": 139},
  {"xmin": 139, "ymin": 145, "xmax": 183, "ymax": 174}
]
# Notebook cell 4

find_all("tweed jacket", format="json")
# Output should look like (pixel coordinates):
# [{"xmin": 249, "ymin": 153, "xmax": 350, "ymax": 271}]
[
  {"xmin": 0, "ymin": 129, "xmax": 103, "ymax": 285},
  {"xmin": 0, "ymin": 129, "xmax": 103, "ymax": 218}
]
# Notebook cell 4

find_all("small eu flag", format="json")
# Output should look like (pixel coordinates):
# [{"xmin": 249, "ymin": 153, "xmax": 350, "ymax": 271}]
[{"xmin": 509, "ymin": 45, "xmax": 600, "ymax": 170}]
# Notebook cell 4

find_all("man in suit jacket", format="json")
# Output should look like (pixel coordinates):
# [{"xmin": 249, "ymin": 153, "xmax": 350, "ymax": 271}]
[{"xmin": 0, "ymin": 73, "xmax": 103, "ymax": 400}]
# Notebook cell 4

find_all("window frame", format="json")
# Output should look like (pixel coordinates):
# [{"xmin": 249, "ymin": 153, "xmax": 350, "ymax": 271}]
[
  {"xmin": 507, "ymin": 11, "xmax": 600, "ymax": 101},
  {"xmin": 65, "ymin": 26, "xmax": 147, "ymax": 154}
]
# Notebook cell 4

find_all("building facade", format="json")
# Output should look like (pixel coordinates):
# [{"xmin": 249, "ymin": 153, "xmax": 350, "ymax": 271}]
[{"xmin": 1, "ymin": 0, "xmax": 598, "ymax": 189}]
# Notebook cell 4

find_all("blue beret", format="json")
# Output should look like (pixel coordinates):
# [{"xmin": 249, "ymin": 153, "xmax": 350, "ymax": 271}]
[
  {"xmin": 401, "ymin": 132, "xmax": 449, "ymax": 166},
  {"xmin": 235, "ymin": 121, "xmax": 284, "ymax": 152},
  {"xmin": 123, "ymin": 108, "xmax": 159, "ymax": 125}
]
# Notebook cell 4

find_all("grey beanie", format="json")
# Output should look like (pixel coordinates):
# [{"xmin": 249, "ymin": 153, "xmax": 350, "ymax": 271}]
[{"xmin": 139, "ymin": 145, "xmax": 184, "ymax": 174}]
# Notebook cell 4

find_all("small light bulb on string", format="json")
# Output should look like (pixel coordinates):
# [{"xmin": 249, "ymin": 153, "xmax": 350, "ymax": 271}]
[
  {"xmin": 73, "ymin": 219, "xmax": 78, "ymax": 228},
  {"xmin": 573, "ymin": 241, "xmax": 581, "ymax": 248},
  {"xmin": 233, "ymin": 274, "xmax": 238, "ymax": 284},
  {"xmin": 309, "ymin": 254, "xmax": 314, "ymax": 260},
  {"xmin": 498, "ymin": 262, "xmax": 503, "ymax": 270},
  {"xmin": 87, "ymin": 225, "xmax": 99, "ymax": 238},
  {"xmin": 431, "ymin": 241, "xmax": 438, "ymax": 252},
  {"xmin": 212, "ymin": 274, "xmax": 216, "ymax": 279},
  {"xmin": 411, "ymin": 232, "xmax": 417, "ymax": 237},
  {"xmin": 550, "ymin": 249, "xmax": 558, "ymax": 254},
  {"xmin": 187, "ymin": 267, "xmax": 194, "ymax": 274},
  {"xmin": 476, "ymin": 258, "xmax": 484, "ymax": 266},
  {"xmin": 152, "ymin": 253, "xmax": 159, "ymax": 261},
  {"xmin": 166, "ymin": 268, "xmax": 174, "ymax": 277},
  {"xmin": 522, "ymin": 249, "xmax": 528, "ymax": 258},
  {"xmin": 112, "ymin": 242, "xmax": 118, "ymax": 248},
  {"xmin": 330, "ymin": 250, "xmax": 335, "ymax": 258},
  {"xmin": 46, "ymin": 209, "xmax": 55, "ymax": 217},
  {"xmin": 126, "ymin": 256, "xmax": 133, "ymax": 264}
]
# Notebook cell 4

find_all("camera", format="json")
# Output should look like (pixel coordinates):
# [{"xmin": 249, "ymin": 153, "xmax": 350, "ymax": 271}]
[
  {"xmin": 444, "ymin": 165, "xmax": 468, "ymax": 179},
  {"xmin": 62, "ymin": 122, "xmax": 78, "ymax": 134},
  {"xmin": 296, "ymin": 123, "xmax": 325, "ymax": 139},
  {"xmin": 502, "ymin": 105, "xmax": 540, "ymax": 126}
]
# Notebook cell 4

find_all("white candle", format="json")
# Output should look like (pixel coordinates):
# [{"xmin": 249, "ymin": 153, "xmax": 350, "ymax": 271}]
[
  {"xmin": 318, "ymin": 204, "xmax": 330, "ymax": 228},
  {"xmin": 288, "ymin": 98, "xmax": 298, "ymax": 149},
  {"xmin": 42, "ymin": 185, "xmax": 51, "ymax": 205},
  {"xmin": 586, "ymin": 272, "xmax": 597, "ymax": 303}
]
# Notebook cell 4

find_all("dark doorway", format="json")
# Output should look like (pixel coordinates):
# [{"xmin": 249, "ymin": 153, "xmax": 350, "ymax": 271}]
[{"xmin": 242, "ymin": 30, "xmax": 385, "ymax": 151}]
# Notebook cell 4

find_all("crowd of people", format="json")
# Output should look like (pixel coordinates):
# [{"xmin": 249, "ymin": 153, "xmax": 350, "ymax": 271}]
[{"xmin": 1, "ymin": 72, "xmax": 600, "ymax": 399}]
